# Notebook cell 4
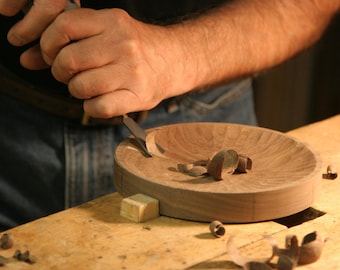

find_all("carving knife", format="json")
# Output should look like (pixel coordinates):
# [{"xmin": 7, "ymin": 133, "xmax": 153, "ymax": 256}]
[{"xmin": 122, "ymin": 114, "xmax": 152, "ymax": 157}]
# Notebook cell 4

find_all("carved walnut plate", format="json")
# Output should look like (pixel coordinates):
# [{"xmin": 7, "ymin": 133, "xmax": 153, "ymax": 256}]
[{"xmin": 114, "ymin": 122, "xmax": 322, "ymax": 223}]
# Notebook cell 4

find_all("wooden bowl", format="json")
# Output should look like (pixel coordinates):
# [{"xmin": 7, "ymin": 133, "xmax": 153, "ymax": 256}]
[{"xmin": 114, "ymin": 123, "xmax": 322, "ymax": 223}]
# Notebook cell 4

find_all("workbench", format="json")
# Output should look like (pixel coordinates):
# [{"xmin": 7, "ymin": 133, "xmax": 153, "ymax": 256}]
[{"xmin": 2, "ymin": 115, "xmax": 340, "ymax": 269}]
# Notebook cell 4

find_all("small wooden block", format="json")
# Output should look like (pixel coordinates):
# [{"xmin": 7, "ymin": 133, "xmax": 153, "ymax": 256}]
[{"xmin": 120, "ymin": 194, "xmax": 159, "ymax": 222}]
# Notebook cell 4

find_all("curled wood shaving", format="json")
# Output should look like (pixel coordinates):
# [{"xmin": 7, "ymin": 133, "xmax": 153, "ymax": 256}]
[
  {"xmin": 177, "ymin": 149, "xmax": 252, "ymax": 180},
  {"xmin": 298, "ymin": 231, "xmax": 324, "ymax": 265},
  {"xmin": 187, "ymin": 166, "xmax": 208, "ymax": 177},
  {"xmin": 209, "ymin": 220, "xmax": 226, "ymax": 238},
  {"xmin": 276, "ymin": 255, "xmax": 295, "ymax": 270},
  {"xmin": 207, "ymin": 149, "xmax": 239, "ymax": 180},
  {"xmin": 324, "ymin": 164, "xmax": 337, "ymax": 179},
  {"xmin": 227, "ymin": 232, "xmax": 324, "ymax": 270},
  {"xmin": 272, "ymin": 235, "xmax": 299, "ymax": 270},
  {"xmin": 145, "ymin": 131, "xmax": 165, "ymax": 157},
  {"xmin": 227, "ymin": 236, "xmax": 276, "ymax": 267},
  {"xmin": 177, "ymin": 163, "xmax": 194, "ymax": 173},
  {"xmin": 0, "ymin": 233, "xmax": 14, "ymax": 250},
  {"xmin": 237, "ymin": 154, "xmax": 253, "ymax": 173}
]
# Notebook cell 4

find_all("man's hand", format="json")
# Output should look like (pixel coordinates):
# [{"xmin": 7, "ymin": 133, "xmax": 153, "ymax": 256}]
[
  {"xmin": 0, "ymin": 0, "xmax": 70, "ymax": 46},
  {"xmin": 22, "ymin": 8, "xmax": 195, "ymax": 118},
  {"xmin": 2, "ymin": 0, "xmax": 339, "ymax": 119}
]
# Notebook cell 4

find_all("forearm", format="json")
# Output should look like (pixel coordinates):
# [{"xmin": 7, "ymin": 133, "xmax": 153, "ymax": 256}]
[
  {"xmin": 172, "ymin": 0, "xmax": 340, "ymax": 93},
  {"xmin": 4, "ymin": 0, "xmax": 338, "ymax": 118}
]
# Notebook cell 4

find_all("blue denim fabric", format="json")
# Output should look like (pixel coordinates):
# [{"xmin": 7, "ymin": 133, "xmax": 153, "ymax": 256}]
[
  {"xmin": 141, "ymin": 78, "xmax": 257, "ymax": 129},
  {"xmin": 0, "ymin": 93, "xmax": 65, "ymax": 230},
  {"xmin": 0, "ymin": 78, "xmax": 256, "ymax": 231}
]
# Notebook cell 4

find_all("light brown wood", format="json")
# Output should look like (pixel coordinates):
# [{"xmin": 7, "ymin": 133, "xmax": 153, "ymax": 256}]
[
  {"xmin": 114, "ymin": 122, "xmax": 322, "ymax": 222},
  {"xmin": 1, "ymin": 193, "xmax": 288, "ymax": 270},
  {"xmin": 2, "ymin": 115, "xmax": 340, "ymax": 270},
  {"xmin": 120, "ymin": 193, "xmax": 159, "ymax": 222}
]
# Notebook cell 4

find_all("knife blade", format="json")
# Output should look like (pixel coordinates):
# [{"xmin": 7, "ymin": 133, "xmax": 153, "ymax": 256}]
[{"xmin": 122, "ymin": 114, "xmax": 153, "ymax": 157}]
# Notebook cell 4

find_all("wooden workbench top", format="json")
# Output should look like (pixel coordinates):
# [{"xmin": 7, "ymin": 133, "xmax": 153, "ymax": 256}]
[{"xmin": 2, "ymin": 115, "xmax": 340, "ymax": 269}]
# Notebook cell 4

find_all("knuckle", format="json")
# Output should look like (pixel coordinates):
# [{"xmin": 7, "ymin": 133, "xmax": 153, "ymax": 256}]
[
  {"xmin": 40, "ymin": 2, "xmax": 68, "ymax": 17},
  {"xmin": 124, "ymin": 39, "xmax": 140, "ymax": 57},
  {"xmin": 69, "ymin": 76, "xmax": 106, "ymax": 100},
  {"xmin": 52, "ymin": 49, "xmax": 78, "ymax": 81},
  {"xmin": 57, "ymin": 48, "xmax": 77, "ymax": 71},
  {"xmin": 53, "ymin": 12, "xmax": 73, "ymax": 33},
  {"xmin": 107, "ymin": 8, "xmax": 130, "ymax": 23}
]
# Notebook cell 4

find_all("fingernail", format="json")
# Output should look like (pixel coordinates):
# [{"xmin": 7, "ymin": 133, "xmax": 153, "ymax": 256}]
[{"xmin": 41, "ymin": 52, "xmax": 52, "ymax": 66}]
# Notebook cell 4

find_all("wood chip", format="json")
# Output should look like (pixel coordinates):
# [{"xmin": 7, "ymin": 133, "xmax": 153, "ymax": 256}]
[
  {"xmin": 298, "ymin": 231, "xmax": 324, "ymax": 265},
  {"xmin": 0, "ymin": 233, "xmax": 13, "ymax": 250},
  {"xmin": 209, "ymin": 220, "xmax": 225, "ymax": 238},
  {"xmin": 187, "ymin": 166, "xmax": 208, "ymax": 177},
  {"xmin": 207, "ymin": 149, "xmax": 239, "ymax": 180},
  {"xmin": 177, "ymin": 163, "xmax": 194, "ymax": 173},
  {"xmin": 227, "ymin": 232, "xmax": 323, "ymax": 270},
  {"xmin": 237, "ymin": 154, "xmax": 253, "ymax": 173}
]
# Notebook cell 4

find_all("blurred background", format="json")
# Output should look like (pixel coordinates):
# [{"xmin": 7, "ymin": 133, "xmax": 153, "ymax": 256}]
[{"xmin": 253, "ymin": 13, "xmax": 340, "ymax": 132}]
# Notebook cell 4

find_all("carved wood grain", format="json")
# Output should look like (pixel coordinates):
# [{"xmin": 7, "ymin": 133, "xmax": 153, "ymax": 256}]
[{"xmin": 114, "ymin": 123, "xmax": 322, "ymax": 222}]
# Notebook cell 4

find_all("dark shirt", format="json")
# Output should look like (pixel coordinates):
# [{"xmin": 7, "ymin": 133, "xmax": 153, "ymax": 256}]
[
  {"xmin": 0, "ymin": 0, "xmax": 228, "ymax": 92},
  {"xmin": 80, "ymin": 0, "xmax": 227, "ymax": 24}
]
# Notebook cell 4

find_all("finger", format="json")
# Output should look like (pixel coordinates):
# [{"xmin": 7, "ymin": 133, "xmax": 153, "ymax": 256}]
[
  {"xmin": 0, "ymin": 0, "xmax": 26, "ymax": 16},
  {"xmin": 40, "ymin": 8, "xmax": 125, "ymax": 65},
  {"xmin": 83, "ymin": 89, "xmax": 142, "ymax": 119},
  {"xmin": 20, "ymin": 44, "xmax": 50, "ymax": 70},
  {"xmin": 50, "ymin": 34, "xmax": 115, "ymax": 83},
  {"xmin": 7, "ymin": 0, "xmax": 68, "ymax": 46},
  {"xmin": 68, "ymin": 65, "xmax": 156, "ymax": 118},
  {"xmin": 67, "ymin": 64, "xmax": 134, "ymax": 100}
]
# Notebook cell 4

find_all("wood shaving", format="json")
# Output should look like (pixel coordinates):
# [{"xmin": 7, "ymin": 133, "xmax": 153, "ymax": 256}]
[{"xmin": 227, "ymin": 232, "xmax": 324, "ymax": 270}]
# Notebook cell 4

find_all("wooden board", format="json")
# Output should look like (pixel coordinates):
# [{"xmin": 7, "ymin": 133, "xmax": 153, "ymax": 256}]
[
  {"xmin": 3, "ymin": 115, "xmax": 340, "ymax": 270},
  {"xmin": 114, "ymin": 122, "xmax": 322, "ymax": 223}
]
